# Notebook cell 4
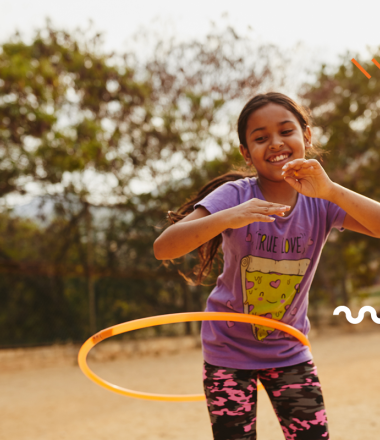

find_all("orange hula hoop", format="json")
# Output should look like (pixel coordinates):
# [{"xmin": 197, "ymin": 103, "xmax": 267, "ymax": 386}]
[{"xmin": 78, "ymin": 312, "xmax": 311, "ymax": 402}]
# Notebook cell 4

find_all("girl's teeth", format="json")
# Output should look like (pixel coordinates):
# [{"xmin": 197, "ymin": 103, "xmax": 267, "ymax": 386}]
[{"xmin": 271, "ymin": 154, "xmax": 288, "ymax": 162}]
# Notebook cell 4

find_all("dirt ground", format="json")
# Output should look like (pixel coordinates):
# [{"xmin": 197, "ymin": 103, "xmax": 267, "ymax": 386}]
[{"xmin": 1, "ymin": 327, "xmax": 380, "ymax": 440}]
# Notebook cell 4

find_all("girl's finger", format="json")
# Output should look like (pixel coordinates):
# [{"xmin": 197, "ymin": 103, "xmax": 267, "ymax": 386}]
[
  {"xmin": 296, "ymin": 163, "xmax": 315, "ymax": 171},
  {"xmin": 281, "ymin": 164, "xmax": 304, "ymax": 175},
  {"xmin": 304, "ymin": 159, "xmax": 320, "ymax": 167},
  {"xmin": 283, "ymin": 158, "xmax": 319, "ymax": 172},
  {"xmin": 252, "ymin": 214, "xmax": 276, "ymax": 222},
  {"xmin": 250, "ymin": 202, "xmax": 291, "ymax": 211},
  {"xmin": 252, "ymin": 206, "xmax": 290, "ymax": 216},
  {"xmin": 282, "ymin": 158, "xmax": 306, "ymax": 171},
  {"xmin": 263, "ymin": 205, "xmax": 291, "ymax": 211},
  {"xmin": 284, "ymin": 174, "xmax": 302, "ymax": 187},
  {"xmin": 283, "ymin": 165, "xmax": 315, "ymax": 178}
]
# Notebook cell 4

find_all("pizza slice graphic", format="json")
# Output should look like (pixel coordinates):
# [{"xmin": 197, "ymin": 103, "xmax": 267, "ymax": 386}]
[{"xmin": 240, "ymin": 256, "xmax": 310, "ymax": 341}]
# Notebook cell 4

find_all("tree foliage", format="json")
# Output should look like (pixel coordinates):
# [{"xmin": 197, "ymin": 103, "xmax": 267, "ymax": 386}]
[
  {"xmin": 0, "ymin": 24, "xmax": 282, "ymax": 345},
  {"xmin": 2, "ymin": 24, "xmax": 378, "ymax": 346},
  {"xmin": 0, "ymin": 24, "xmax": 281, "ymax": 201}
]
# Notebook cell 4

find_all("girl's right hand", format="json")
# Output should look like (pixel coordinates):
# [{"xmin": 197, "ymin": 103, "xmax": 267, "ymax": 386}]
[{"xmin": 226, "ymin": 199, "xmax": 291, "ymax": 229}]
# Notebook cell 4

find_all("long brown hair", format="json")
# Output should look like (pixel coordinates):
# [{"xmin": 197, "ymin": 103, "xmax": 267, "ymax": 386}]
[{"xmin": 168, "ymin": 92, "xmax": 321, "ymax": 285}]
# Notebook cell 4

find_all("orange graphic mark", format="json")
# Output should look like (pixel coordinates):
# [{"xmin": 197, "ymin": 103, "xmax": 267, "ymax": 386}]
[
  {"xmin": 351, "ymin": 58, "xmax": 371, "ymax": 79},
  {"xmin": 372, "ymin": 58, "xmax": 380, "ymax": 69}
]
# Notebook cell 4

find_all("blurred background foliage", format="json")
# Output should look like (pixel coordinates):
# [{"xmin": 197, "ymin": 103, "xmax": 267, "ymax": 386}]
[{"xmin": 0, "ymin": 24, "xmax": 379, "ymax": 346}]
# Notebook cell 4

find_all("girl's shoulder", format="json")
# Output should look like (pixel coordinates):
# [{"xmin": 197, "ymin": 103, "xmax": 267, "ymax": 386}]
[
  {"xmin": 195, "ymin": 177, "xmax": 258, "ymax": 214},
  {"xmin": 218, "ymin": 176, "xmax": 258, "ymax": 192},
  {"xmin": 215, "ymin": 176, "xmax": 259, "ymax": 201}
]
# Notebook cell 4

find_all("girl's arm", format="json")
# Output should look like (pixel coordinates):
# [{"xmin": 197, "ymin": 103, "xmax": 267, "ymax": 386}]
[
  {"xmin": 154, "ymin": 200, "xmax": 291, "ymax": 260},
  {"xmin": 154, "ymin": 207, "xmax": 227, "ymax": 260},
  {"xmin": 282, "ymin": 159, "xmax": 380, "ymax": 238},
  {"xmin": 329, "ymin": 184, "xmax": 380, "ymax": 237}
]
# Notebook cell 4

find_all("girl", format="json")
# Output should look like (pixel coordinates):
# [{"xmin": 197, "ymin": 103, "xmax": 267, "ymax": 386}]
[{"xmin": 154, "ymin": 92, "xmax": 380, "ymax": 440}]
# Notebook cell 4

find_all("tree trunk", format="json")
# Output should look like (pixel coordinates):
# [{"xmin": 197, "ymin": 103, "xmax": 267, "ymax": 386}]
[
  {"xmin": 85, "ymin": 204, "xmax": 96, "ymax": 335},
  {"xmin": 183, "ymin": 283, "xmax": 193, "ymax": 335},
  {"xmin": 341, "ymin": 268, "xmax": 349, "ymax": 306}
]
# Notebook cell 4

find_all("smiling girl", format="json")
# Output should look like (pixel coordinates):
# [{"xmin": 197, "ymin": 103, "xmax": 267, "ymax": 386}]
[{"xmin": 154, "ymin": 92, "xmax": 380, "ymax": 440}]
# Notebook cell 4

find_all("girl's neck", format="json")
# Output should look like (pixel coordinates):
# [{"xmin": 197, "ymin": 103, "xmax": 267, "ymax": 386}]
[{"xmin": 257, "ymin": 176, "xmax": 298, "ymax": 214}]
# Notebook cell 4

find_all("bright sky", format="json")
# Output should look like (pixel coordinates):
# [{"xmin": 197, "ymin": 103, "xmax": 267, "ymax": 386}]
[{"xmin": 1, "ymin": 0, "xmax": 378, "ymax": 61}]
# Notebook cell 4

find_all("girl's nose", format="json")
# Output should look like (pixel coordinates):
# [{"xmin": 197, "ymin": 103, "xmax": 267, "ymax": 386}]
[{"xmin": 269, "ymin": 138, "xmax": 284, "ymax": 149}]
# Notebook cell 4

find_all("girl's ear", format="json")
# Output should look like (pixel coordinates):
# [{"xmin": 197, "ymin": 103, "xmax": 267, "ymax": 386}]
[
  {"xmin": 304, "ymin": 126, "xmax": 312, "ymax": 149},
  {"xmin": 239, "ymin": 144, "xmax": 252, "ymax": 165}
]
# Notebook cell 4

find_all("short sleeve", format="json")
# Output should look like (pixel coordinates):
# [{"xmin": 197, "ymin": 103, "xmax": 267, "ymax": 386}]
[
  {"xmin": 194, "ymin": 181, "xmax": 241, "ymax": 215},
  {"xmin": 326, "ymin": 201, "xmax": 347, "ymax": 232}
]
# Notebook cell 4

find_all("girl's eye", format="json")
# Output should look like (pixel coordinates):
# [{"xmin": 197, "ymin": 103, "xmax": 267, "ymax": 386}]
[
  {"xmin": 255, "ymin": 137, "xmax": 265, "ymax": 142},
  {"xmin": 282, "ymin": 130, "xmax": 293, "ymax": 135}
]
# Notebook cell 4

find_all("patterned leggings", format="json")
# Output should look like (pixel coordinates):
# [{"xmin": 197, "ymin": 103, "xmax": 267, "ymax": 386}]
[{"xmin": 203, "ymin": 360, "xmax": 329, "ymax": 440}]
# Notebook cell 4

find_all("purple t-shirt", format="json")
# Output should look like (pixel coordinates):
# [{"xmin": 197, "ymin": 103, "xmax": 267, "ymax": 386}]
[{"xmin": 195, "ymin": 177, "xmax": 346, "ymax": 369}]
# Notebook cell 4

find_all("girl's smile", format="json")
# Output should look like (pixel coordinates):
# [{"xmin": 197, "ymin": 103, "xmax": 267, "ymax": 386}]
[{"xmin": 267, "ymin": 151, "xmax": 292, "ymax": 166}]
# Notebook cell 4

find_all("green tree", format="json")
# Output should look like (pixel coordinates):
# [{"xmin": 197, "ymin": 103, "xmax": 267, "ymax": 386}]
[{"xmin": 0, "ymin": 23, "xmax": 282, "ymax": 344}]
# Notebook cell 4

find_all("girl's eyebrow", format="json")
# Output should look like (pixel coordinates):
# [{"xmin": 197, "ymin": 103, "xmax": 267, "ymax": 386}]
[{"xmin": 249, "ymin": 120, "xmax": 295, "ymax": 137}]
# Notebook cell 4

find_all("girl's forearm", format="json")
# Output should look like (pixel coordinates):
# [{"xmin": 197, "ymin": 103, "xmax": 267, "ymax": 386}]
[
  {"xmin": 328, "ymin": 183, "xmax": 380, "ymax": 237},
  {"xmin": 154, "ymin": 210, "xmax": 230, "ymax": 260}
]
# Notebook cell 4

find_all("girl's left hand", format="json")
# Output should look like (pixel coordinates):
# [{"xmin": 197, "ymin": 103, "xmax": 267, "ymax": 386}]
[{"xmin": 281, "ymin": 159, "xmax": 334, "ymax": 199}]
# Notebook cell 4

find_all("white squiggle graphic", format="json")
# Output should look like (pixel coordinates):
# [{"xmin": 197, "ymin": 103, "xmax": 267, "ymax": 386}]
[{"xmin": 333, "ymin": 306, "xmax": 380, "ymax": 324}]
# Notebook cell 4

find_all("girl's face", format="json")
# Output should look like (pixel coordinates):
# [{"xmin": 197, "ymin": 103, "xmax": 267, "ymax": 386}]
[{"xmin": 239, "ymin": 103, "xmax": 312, "ymax": 182}]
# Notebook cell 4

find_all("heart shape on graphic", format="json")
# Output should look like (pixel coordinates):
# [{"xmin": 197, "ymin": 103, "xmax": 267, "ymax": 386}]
[
  {"xmin": 270, "ymin": 279, "xmax": 281, "ymax": 289},
  {"xmin": 307, "ymin": 238, "xmax": 314, "ymax": 246},
  {"xmin": 246, "ymin": 280, "xmax": 254, "ymax": 290},
  {"xmin": 227, "ymin": 321, "xmax": 235, "ymax": 328},
  {"xmin": 246, "ymin": 233, "xmax": 252, "ymax": 242},
  {"xmin": 248, "ymin": 304, "xmax": 254, "ymax": 313},
  {"xmin": 226, "ymin": 300, "xmax": 234, "ymax": 310}
]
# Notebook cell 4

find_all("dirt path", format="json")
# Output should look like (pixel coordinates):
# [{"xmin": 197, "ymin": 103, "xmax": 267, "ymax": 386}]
[{"xmin": 1, "ymin": 329, "xmax": 380, "ymax": 440}]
